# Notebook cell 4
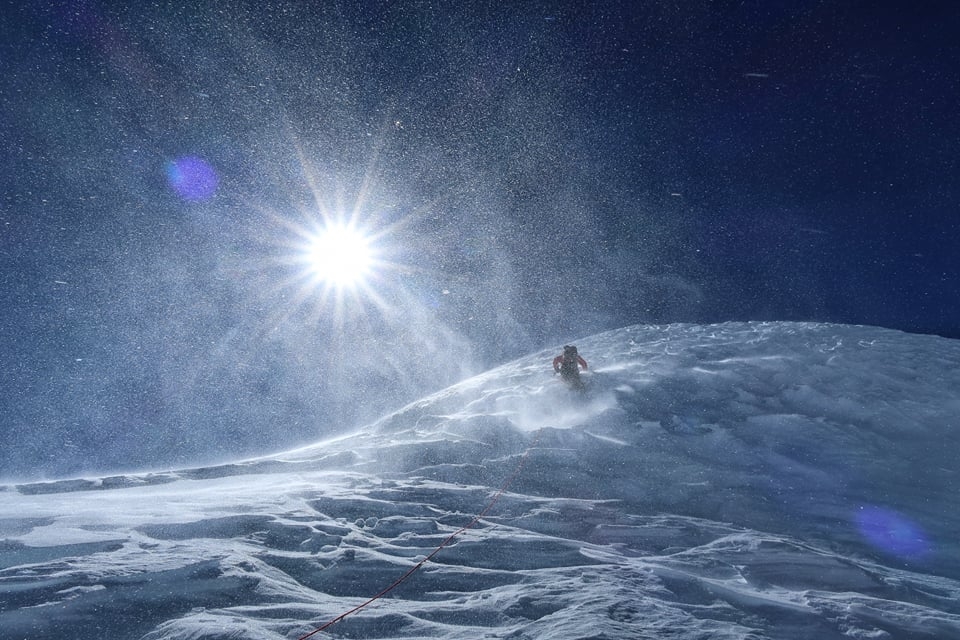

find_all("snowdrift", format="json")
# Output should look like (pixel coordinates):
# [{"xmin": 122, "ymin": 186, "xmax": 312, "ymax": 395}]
[{"xmin": 2, "ymin": 322, "xmax": 959, "ymax": 639}]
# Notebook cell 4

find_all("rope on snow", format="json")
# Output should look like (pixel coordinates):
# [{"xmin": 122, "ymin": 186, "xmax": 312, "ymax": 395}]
[{"xmin": 297, "ymin": 429, "xmax": 544, "ymax": 640}]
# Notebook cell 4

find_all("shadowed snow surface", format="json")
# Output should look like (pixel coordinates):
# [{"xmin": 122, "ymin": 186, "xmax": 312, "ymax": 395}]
[{"xmin": 2, "ymin": 322, "xmax": 959, "ymax": 639}]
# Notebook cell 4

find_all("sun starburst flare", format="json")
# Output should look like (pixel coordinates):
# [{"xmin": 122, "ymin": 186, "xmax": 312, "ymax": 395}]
[
  {"xmin": 303, "ymin": 223, "xmax": 375, "ymax": 289},
  {"xmin": 245, "ymin": 144, "xmax": 428, "ymax": 333},
  {"xmin": 277, "ymin": 216, "xmax": 393, "ymax": 328}
]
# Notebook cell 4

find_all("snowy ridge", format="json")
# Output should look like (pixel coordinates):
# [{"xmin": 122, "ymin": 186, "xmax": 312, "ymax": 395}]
[{"xmin": 2, "ymin": 322, "xmax": 960, "ymax": 639}]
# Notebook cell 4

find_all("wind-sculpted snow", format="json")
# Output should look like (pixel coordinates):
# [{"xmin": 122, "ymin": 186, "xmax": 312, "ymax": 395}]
[{"xmin": 2, "ymin": 322, "xmax": 960, "ymax": 639}]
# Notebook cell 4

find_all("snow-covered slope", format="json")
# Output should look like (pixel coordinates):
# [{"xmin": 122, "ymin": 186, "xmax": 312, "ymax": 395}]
[{"xmin": 2, "ymin": 322, "xmax": 960, "ymax": 639}]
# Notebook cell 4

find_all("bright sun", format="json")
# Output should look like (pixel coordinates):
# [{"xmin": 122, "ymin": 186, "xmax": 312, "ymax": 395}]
[{"xmin": 305, "ymin": 223, "xmax": 375, "ymax": 288}]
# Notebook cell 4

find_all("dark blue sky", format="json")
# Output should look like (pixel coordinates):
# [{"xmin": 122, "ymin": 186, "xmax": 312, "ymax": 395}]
[{"xmin": 2, "ymin": 1, "xmax": 958, "ymax": 479}]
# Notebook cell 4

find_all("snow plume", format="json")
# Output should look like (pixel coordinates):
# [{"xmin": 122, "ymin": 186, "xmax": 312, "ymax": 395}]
[
  {"xmin": 373, "ymin": 355, "xmax": 620, "ymax": 435},
  {"xmin": 2, "ymin": 322, "xmax": 960, "ymax": 639}
]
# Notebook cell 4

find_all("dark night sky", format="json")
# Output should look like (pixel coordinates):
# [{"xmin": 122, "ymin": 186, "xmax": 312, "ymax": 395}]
[{"xmin": 2, "ymin": 1, "xmax": 958, "ymax": 479}]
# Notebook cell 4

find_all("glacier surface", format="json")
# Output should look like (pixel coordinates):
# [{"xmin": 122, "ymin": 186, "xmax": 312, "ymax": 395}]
[{"xmin": 2, "ymin": 322, "xmax": 959, "ymax": 639}]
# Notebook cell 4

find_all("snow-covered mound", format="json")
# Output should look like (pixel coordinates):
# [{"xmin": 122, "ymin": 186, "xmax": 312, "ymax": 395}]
[{"xmin": 2, "ymin": 322, "xmax": 960, "ymax": 639}]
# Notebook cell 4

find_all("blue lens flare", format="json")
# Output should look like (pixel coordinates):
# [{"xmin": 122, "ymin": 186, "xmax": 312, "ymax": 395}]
[
  {"xmin": 166, "ymin": 156, "xmax": 219, "ymax": 201},
  {"xmin": 855, "ymin": 505, "xmax": 930, "ymax": 560}
]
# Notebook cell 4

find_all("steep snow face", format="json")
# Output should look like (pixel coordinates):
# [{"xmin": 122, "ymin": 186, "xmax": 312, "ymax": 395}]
[
  {"xmin": 327, "ymin": 321, "xmax": 960, "ymax": 568},
  {"xmin": 2, "ymin": 322, "xmax": 959, "ymax": 640}
]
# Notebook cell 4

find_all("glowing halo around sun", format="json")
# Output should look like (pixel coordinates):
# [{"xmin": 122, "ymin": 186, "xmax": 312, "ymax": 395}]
[
  {"xmin": 303, "ymin": 223, "xmax": 375, "ymax": 289},
  {"xmin": 275, "ymin": 212, "xmax": 398, "ymax": 329},
  {"xmin": 261, "ymin": 149, "xmax": 416, "ymax": 329}
]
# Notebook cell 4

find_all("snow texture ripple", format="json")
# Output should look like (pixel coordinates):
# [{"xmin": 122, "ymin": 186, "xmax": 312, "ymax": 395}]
[{"xmin": 1, "ymin": 322, "xmax": 959, "ymax": 639}]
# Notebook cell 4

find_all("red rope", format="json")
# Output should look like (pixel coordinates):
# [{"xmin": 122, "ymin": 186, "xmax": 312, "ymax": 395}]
[{"xmin": 297, "ymin": 429, "xmax": 543, "ymax": 640}]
